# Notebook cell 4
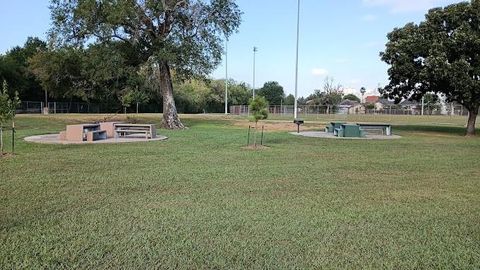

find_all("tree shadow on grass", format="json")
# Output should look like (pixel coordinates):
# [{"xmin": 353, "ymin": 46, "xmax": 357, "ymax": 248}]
[{"xmin": 394, "ymin": 125, "xmax": 476, "ymax": 136}]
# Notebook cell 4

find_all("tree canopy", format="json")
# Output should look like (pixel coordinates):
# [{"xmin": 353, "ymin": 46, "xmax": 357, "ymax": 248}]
[
  {"xmin": 380, "ymin": 0, "xmax": 480, "ymax": 135},
  {"xmin": 0, "ymin": 37, "xmax": 46, "ymax": 101},
  {"xmin": 249, "ymin": 96, "xmax": 268, "ymax": 123},
  {"xmin": 343, "ymin": 94, "xmax": 360, "ymax": 103},
  {"xmin": 307, "ymin": 77, "xmax": 343, "ymax": 113},
  {"xmin": 49, "ymin": 0, "xmax": 242, "ymax": 128},
  {"xmin": 257, "ymin": 81, "xmax": 285, "ymax": 105}
]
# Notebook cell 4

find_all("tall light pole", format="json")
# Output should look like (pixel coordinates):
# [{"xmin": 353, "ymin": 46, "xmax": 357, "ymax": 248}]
[
  {"xmin": 225, "ymin": 39, "xmax": 228, "ymax": 115},
  {"xmin": 253, "ymin": 46, "xmax": 258, "ymax": 98},
  {"xmin": 294, "ymin": 0, "xmax": 301, "ymax": 119}
]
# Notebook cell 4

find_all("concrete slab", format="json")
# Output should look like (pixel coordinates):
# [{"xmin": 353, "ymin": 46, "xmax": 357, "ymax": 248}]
[
  {"xmin": 290, "ymin": 131, "xmax": 401, "ymax": 140},
  {"xmin": 24, "ymin": 134, "xmax": 168, "ymax": 145}
]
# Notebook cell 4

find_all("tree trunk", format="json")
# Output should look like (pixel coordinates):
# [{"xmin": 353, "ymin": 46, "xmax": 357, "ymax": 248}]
[
  {"xmin": 159, "ymin": 61, "xmax": 184, "ymax": 129},
  {"xmin": 11, "ymin": 121, "xmax": 15, "ymax": 154},
  {"xmin": 0, "ymin": 126, "xmax": 3, "ymax": 155},
  {"xmin": 466, "ymin": 107, "xmax": 478, "ymax": 136}
]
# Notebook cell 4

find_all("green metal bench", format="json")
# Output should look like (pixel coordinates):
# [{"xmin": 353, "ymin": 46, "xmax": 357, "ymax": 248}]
[
  {"xmin": 325, "ymin": 122, "xmax": 346, "ymax": 133},
  {"xmin": 336, "ymin": 124, "xmax": 366, "ymax": 138}
]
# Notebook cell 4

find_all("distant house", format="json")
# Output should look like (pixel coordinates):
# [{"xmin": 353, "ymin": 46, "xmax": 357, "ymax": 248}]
[
  {"xmin": 399, "ymin": 100, "xmax": 421, "ymax": 114},
  {"xmin": 337, "ymin": 100, "xmax": 364, "ymax": 114},
  {"xmin": 374, "ymin": 98, "xmax": 423, "ymax": 114},
  {"xmin": 365, "ymin": 96, "xmax": 380, "ymax": 104},
  {"xmin": 375, "ymin": 98, "xmax": 395, "ymax": 111}
]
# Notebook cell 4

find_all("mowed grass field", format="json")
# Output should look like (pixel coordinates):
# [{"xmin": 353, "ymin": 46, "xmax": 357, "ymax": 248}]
[{"xmin": 1, "ymin": 114, "xmax": 479, "ymax": 269}]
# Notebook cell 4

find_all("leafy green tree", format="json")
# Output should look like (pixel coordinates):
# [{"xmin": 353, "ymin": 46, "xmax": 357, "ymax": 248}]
[
  {"xmin": 174, "ymin": 79, "xmax": 211, "ymax": 113},
  {"xmin": 0, "ymin": 37, "xmax": 46, "ymax": 101},
  {"xmin": 284, "ymin": 94, "xmax": 295, "ymax": 105},
  {"xmin": 131, "ymin": 90, "xmax": 151, "ymax": 114},
  {"xmin": 423, "ymin": 93, "xmax": 441, "ymax": 114},
  {"xmin": 257, "ymin": 81, "xmax": 285, "ymax": 105},
  {"xmin": 49, "ymin": 0, "xmax": 242, "ymax": 129},
  {"xmin": 380, "ymin": 1, "xmax": 480, "ymax": 136},
  {"xmin": 297, "ymin": 96, "xmax": 307, "ymax": 106},
  {"xmin": 120, "ymin": 91, "xmax": 133, "ymax": 114},
  {"xmin": 343, "ymin": 94, "xmax": 360, "ymax": 103},
  {"xmin": 226, "ymin": 80, "xmax": 250, "ymax": 106},
  {"xmin": 29, "ymin": 47, "xmax": 88, "ymax": 101},
  {"xmin": 30, "ymin": 41, "xmax": 149, "ymax": 114},
  {"xmin": 307, "ymin": 77, "xmax": 343, "ymax": 113},
  {"xmin": 249, "ymin": 96, "xmax": 268, "ymax": 147},
  {"xmin": 0, "ymin": 81, "xmax": 20, "ymax": 155}
]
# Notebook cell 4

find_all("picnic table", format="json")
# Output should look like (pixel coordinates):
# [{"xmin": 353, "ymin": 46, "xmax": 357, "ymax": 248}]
[
  {"xmin": 357, "ymin": 123, "xmax": 392, "ymax": 136},
  {"xmin": 114, "ymin": 123, "xmax": 156, "ymax": 139},
  {"xmin": 335, "ymin": 124, "xmax": 366, "ymax": 138},
  {"xmin": 63, "ymin": 124, "xmax": 107, "ymax": 142},
  {"xmin": 325, "ymin": 122, "xmax": 346, "ymax": 133}
]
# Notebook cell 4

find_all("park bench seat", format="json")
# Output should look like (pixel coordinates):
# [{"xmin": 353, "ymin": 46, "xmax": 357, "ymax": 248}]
[
  {"xmin": 335, "ymin": 124, "xmax": 365, "ymax": 138},
  {"xmin": 114, "ymin": 124, "xmax": 156, "ymax": 139},
  {"xmin": 86, "ymin": 130, "xmax": 107, "ymax": 141},
  {"xmin": 357, "ymin": 123, "xmax": 392, "ymax": 136},
  {"xmin": 326, "ymin": 122, "xmax": 346, "ymax": 133}
]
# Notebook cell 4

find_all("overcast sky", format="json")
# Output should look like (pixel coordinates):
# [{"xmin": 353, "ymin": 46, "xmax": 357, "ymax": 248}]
[{"xmin": 0, "ymin": 0, "xmax": 464, "ymax": 97}]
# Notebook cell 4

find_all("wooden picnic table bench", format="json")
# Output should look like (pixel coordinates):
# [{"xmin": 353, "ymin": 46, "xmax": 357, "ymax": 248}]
[
  {"xmin": 356, "ymin": 123, "xmax": 392, "ymax": 136},
  {"xmin": 114, "ymin": 123, "xmax": 156, "ymax": 139}
]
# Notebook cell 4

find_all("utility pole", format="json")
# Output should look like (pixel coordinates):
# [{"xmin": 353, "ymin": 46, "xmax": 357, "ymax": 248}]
[
  {"xmin": 421, "ymin": 96, "xmax": 425, "ymax": 115},
  {"xmin": 225, "ymin": 39, "xmax": 228, "ymax": 115},
  {"xmin": 253, "ymin": 46, "xmax": 258, "ymax": 99},
  {"xmin": 294, "ymin": 0, "xmax": 301, "ymax": 120}
]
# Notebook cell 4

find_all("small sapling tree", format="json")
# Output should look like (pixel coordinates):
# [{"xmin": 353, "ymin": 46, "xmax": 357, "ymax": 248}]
[
  {"xmin": 0, "ymin": 80, "xmax": 21, "ymax": 155},
  {"xmin": 249, "ymin": 96, "xmax": 269, "ymax": 148},
  {"xmin": 131, "ymin": 90, "xmax": 150, "ymax": 114},
  {"xmin": 120, "ymin": 91, "xmax": 134, "ymax": 115}
]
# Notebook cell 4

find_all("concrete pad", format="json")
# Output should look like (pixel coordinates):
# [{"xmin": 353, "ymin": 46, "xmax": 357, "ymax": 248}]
[
  {"xmin": 24, "ymin": 134, "xmax": 168, "ymax": 145},
  {"xmin": 290, "ymin": 131, "xmax": 401, "ymax": 140}
]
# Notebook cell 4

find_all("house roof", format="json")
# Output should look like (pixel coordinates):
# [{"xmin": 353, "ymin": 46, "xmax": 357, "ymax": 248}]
[
  {"xmin": 365, "ymin": 96, "xmax": 379, "ymax": 104},
  {"xmin": 378, "ymin": 98, "xmax": 395, "ymax": 105},
  {"xmin": 400, "ymin": 99, "xmax": 420, "ymax": 106},
  {"xmin": 339, "ymin": 100, "xmax": 360, "ymax": 106}
]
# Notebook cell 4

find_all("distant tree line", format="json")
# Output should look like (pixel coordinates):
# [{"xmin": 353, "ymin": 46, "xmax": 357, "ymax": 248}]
[
  {"xmin": 0, "ymin": 37, "xmax": 320, "ymax": 113},
  {"xmin": 0, "ymin": 37, "xmax": 255, "ymax": 113}
]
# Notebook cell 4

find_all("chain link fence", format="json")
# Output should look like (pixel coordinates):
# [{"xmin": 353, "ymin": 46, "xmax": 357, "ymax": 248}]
[
  {"xmin": 230, "ymin": 104, "xmax": 468, "ymax": 116},
  {"xmin": 17, "ymin": 101, "xmax": 161, "ymax": 114},
  {"xmin": 17, "ymin": 101, "xmax": 468, "ymax": 116}
]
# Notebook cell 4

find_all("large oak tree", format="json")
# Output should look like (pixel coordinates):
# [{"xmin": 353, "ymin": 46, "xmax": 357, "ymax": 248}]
[
  {"xmin": 49, "ymin": 0, "xmax": 241, "ymax": 129},
  {"xmin": 380, "ymin": 0, "xmax": 480, "ymax": 136}
]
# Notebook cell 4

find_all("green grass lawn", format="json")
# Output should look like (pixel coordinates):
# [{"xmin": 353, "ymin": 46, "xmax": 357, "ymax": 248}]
[{"xmin": 1, "ymin": 114, "xmax": 479, "ymax": 269}]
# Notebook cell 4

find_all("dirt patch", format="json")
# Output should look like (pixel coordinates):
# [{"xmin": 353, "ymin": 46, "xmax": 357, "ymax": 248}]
[
  {"xmin": 233, "ymin": 120, "xmax": 323, "ymax": 132},
  {"xmin": 242, "ymin": 145, "xmax": 270, "ymax": 150},
  {"xmin": 0, "ymin": 153, "xmax": 16, "ymax": 158}
]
